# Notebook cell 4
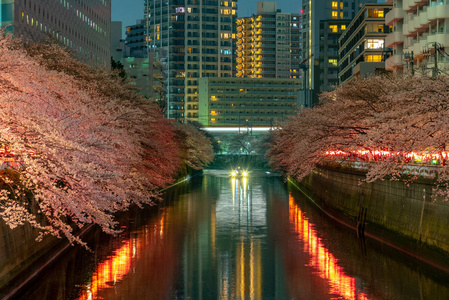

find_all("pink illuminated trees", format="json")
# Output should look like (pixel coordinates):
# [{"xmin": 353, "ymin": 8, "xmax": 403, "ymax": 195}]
[
  {"xmin": 268, "ymin": 75, "xmax": 449, "ymax": 187},
  {"xmin": 0, "ymin": 35, "xmax": 213, "ymax": 245}
]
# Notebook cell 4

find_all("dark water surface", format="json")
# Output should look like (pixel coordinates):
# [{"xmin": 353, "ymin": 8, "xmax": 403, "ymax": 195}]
[{"xmin": 13, "ymin": 170, "xmax": 449, "ymax": 299}]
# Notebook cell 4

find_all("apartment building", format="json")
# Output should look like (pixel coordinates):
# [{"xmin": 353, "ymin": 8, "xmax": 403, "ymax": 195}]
[
  {"xmin": 236, "ymin": 1, "xmax": 301, "ymax": 79},
  {"xmin": 385, "ymin": 0, "xmax": 449, "ymax": 75},
  {"xmin": 198, "ymin": 77, "xmax": 301, "ymax": 128},
  {"xmin": 301, "ymin": 0, "xmax": 376, "ymax": 104},
  {"xmin": 144, "ymin": 0, "xmax": 238, "ymax": 121},
  {"xmin": 0, "ymin": 0, "xmax": 111, "ymax": 67},
  {"xmin": 319, "ymin": 19, "xmax": 350, "ymax": 91},
  {"xmin": 338, "ymin": 3, "xmax": 392, "ymax": 83}
]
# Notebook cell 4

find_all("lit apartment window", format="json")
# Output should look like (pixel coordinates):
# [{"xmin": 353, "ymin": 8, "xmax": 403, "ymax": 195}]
[
  {"xmin": 328, "ymin": 59, "xmax": 338, "ymax": 66},
  {"xmin": 341, "ymin": 25, "xmax": 346, "ymax": 30},
  {"xmin": 365, "ymin": 39, "xmax": 384, "ymax": 49},
  {"xmin": 329, "ymin": 25, "xmax": 338, "ymax": 32},
  {"xmin": 340, "ymin": 2, "xmax": 343, "ymax": 9},
  {"xmin": 332, "ymin": 11, "xmax": 338, "ymax": 19},
  {"xmin": 340, "ymin": 12, "xmax": 343, "ymax": 18},
  {"xmin": 332, "ymin": 2, "xmax": 338, "ymax": 9},
  {"xmin": 364, "ymin": 55, "xmax": 382, "ymax": 62}
]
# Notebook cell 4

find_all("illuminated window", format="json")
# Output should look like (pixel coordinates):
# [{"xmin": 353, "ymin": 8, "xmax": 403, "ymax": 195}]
[
  {"xmin": 187, "ymin": 7, "xmax": 191, "ymax": 13},
  {"xmin": 211, "ymin": 95, "xmax": 217, "ymax": 101},
  {"xmin": 340, "ymin": 2, "xmax": 343, "ymax": 9},
  {"xmin": 329, "ymin": 25, "xmax": 338, "ymax": 32},
  {"xmin": 365, "ymin": 39, "xmax": 384, "ymax": 49},
  {"xmin": 340, "ymin": 12, "xmax": 343, "ymax": 19},
  {"xmin": 368, "ymin": 9, "xmax": 384, "ymax": 18},
  {"xmin": 332, "ymin": 11, "xmax": 338, "ymax": 19},
  {"xmin": 211, "ymin": 118, "xmax": 216, "ymax": 122},
  {"xmin": 332, "ymin": 2, "xmax": 338, "ymax": 9},
  {"xmin": 341, "ymin": 25, "xmax": 346, "ymax": 30},
  {"xmin": 364, "ymin": 55, "xmax": 383, "ymax": 62},
  {"xmin": 221, "ymin": 8, "xmax": 231, "ymax": 14},
  {"xmin": 211, "ymin": 111, "xmax": 217, "ymax": 116},
  {"xmin": 328, "ymin": 59, "xmax": 338, "ymax": 66},
  {"xmin": 188, "ymin": 48, "xmax": 192, "ymax": 53}
]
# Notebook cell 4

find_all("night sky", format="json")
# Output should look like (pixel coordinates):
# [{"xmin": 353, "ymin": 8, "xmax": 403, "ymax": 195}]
[{"xmin": 111, "ymin": 0, "xmax": 302, "ymax": 36}]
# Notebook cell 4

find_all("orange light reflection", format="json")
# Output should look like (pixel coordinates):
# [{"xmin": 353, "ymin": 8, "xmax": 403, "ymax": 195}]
[{"xmin": 289, "ymin": 195, "xmax": 370, "ymax": 300}]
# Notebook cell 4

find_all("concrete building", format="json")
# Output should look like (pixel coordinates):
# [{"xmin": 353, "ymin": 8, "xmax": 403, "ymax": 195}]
[
  {"xmin": 0, "ymin": 0, "xmax": 111, "ymax": 67},
  {"xmin": 301, "ymin": 0, "xmax": 377, "ymax": 104},
  {"xmin": 144, "ymin": 0, "xmax": 238, "ymax": 121},
  {"xmin": 111, "ymin": 21, "xmax": 124, "ymax": 62},
  {"xmin": 319, "ymin": 19, "xmax": 350, "ymax": 91},
  {"xmin": 125, "ymin": 19, "xmax": 147, "ymax": 58},
  {"xmin": 384, "ymin": 0, "xmax": 449, "ymax": 75},
  {"xmin": 338, "ymin": 3, "xmax": 392, "ymax": 84},
  {"xmin": 198, "ymin": 77, "xmax": 301, "ymax": 128},
  {"xmin": 122, "ymin": 53, "xmax": 165, "ymax": 101},
  {"xmin": 236, "ymin": 1, "xmax": 301, "ymax": 79}
]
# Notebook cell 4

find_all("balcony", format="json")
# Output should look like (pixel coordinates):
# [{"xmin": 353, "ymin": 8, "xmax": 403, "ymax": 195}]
[
  {"xmin": 385, "ymin": 8, "xmax": 404, "ymax": 26},
  {"xmin": 385, "ymin": 54, "xmax": 403, "ymax": 70},
  {"xmin": 385, "ymin": 31, "xmax": 404, "ymax": 48},
  {"xmin": 427, "ymin": 4, "xmax": 449, "ymax": 22}
]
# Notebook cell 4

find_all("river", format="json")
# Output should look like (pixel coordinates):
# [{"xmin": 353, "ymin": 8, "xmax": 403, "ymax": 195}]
[{"xmin": 13, "ymin": 170, "xmax": 449, "ymax": 299}]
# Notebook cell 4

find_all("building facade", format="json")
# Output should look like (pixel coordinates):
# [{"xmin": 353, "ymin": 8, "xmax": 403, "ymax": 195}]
[
  {"xmin": 125, "ymin": 19, "xmax": 147, "ymax": 58},
  {"xmin": 338, "ymin": 3, "xmax": 392, "ymax": 84},
  {"xmin": 0, "ymin": 0, "xmax": 111, "ymax": 67},
  {"xmin": 198, "ymin": 77, "xmax": 301, "ymax": 128},
  {"xmin": 144, "ymin": 0, "xmax": 238, "ymax": 121},
  {"xmin": 301, "ymin": 0, "xmax": 376, "ymax": 104},
  {"xmin": 319, "ymin": 19, "xmax": 349, "ymax": 91},
  {"xmin": 236, "ymin": 1, "xmax": 301, "ymax": 79},
  {"xmin": 385, "ymin": 0, "xmax": 449, "ymax": 75}
]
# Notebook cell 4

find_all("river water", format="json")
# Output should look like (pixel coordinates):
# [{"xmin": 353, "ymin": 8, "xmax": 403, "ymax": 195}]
[{"xmin": 14, "ymin": 170, "xmax": 449, "ymax": 299}]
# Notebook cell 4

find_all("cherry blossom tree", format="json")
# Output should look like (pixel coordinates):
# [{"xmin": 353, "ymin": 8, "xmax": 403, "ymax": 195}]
[
  {"xmin": 268, "ymin": 75, "xmax": 449, "ymax": 195},
  {"xmin": 0, "ymin": 35, "xmax": 213, "ymax": 245}
]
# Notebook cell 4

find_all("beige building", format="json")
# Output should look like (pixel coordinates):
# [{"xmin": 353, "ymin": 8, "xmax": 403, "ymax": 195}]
[
  {"xmin": 338, "ymin": 3, "xmax": 392, "ymax": 83},
  {"xmin": 236, "ymin": 1, "xmax": 301, "ymax": 79},
  {"xmin": 198, "ymin": 77, "xmax": 301, "ymax": 128},
  {"xmin": 0, "ymin": 0, "xmax": 111, "ymax": 67},
  {"xmin": 145, "ymin": 0, "xmax": 237, "ymax": 121},
  {"xmin": 385, "ymin": 0, "xmax": 449, "ymax": 75}
]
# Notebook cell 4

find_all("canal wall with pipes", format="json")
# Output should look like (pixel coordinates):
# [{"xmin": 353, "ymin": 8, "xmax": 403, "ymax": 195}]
[{"xmin": 299, "ymin": 165, "xmax": 449, "ymax": 255}]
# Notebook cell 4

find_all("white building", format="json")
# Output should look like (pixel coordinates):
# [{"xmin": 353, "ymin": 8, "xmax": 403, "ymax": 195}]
[{"xmin": 385, "ymin": 0, "xmax": 449, "ymax": 75}]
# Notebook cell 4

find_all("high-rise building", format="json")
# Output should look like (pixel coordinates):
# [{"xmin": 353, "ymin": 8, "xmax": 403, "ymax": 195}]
[
  {"xmin": 384, "ymin": 0, "xmax": 449, "ymax": 75},
  {"xmin": 236, "ymin": 1, "xmax": 301, "ymax": 79},
  {"xmin": 338, "ymin": 3, "xmax": 391, "ymax": 83},
  {"xmin": 144, "ymin": 0, "xmax": 238, "ymax": 122},
  {"xmin": 319, "ymin": 19, "xmax": 349, "ymax": 91},
  {"xmin": 0, "ymin": 0, "xmax": 111, "ymax": 67},
  {"xmin": 125, "ymin": 19, "xmax": 147, "ymax": 58},
  {"xmin": 301, "ymin": 0, "xmax": 376, "ymax": 105}
]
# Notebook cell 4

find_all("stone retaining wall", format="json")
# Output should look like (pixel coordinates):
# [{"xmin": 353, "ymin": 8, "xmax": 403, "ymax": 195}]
[{"xmin": 301, "ymin": 166, "xmax": 449, "ymax": 254}]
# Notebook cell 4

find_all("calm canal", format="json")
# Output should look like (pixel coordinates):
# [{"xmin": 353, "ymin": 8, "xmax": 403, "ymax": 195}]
[{"xmin": 14, "ymin": 170, "xmax": 449, "ymax": 299}]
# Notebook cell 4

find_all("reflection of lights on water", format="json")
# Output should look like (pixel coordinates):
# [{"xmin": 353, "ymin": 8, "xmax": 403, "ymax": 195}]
[
  {"xmin": 77, "ymin": 239, "xmax": 136, "ymax": 300},
  {"xmin": 289, "ymin": 195, "xmax": 370, "ymax": 300},
  {"xmin": 77, "ymin": 214, "xmax": 166, "ymax": 300}
]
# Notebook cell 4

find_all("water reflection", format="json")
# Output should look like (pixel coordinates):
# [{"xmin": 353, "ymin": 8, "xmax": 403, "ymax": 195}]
[
  {"xmin": 12, "ymin": 172, "xmax": 449, "ymax": 300},
  {"xmin": 288, "ymin": 195, "xmax": 369, "ymax": 300}
]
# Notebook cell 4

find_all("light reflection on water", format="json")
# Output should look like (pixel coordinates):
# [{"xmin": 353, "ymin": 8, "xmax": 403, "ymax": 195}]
[
  {"xmin": 13, "ymin": 170, "xmax": 449, "ymax": 300},
  {"xmin": 288, "ymin": 195, "xmax": 369, "ymax": 300}
]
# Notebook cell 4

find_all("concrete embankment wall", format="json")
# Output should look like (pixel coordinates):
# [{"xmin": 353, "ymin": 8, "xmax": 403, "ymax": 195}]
[
  {"xmin": 300, "ymin": 166, "xmax": 449, "ymax": 254},
  {"xmin": 0, "ymin": 221, "xmax": 60, "ymax": 292}
]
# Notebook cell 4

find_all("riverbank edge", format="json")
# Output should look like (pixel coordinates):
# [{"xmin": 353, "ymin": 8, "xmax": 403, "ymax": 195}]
[
  {"xmin": 0, "ymin": 170, "xmax": 202, "ymax": 299},
  {"xmin": 289, "ymin": 165, "xmax": 449, "ymax": 274}
]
